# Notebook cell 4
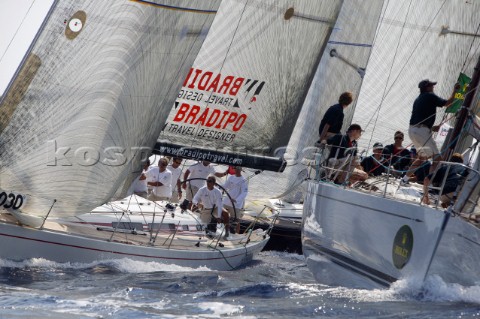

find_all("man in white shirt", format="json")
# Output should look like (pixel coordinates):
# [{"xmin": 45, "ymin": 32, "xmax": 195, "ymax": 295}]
[
  {"xmin": 167, "ymin": 157, "xmax": 183, "ymax": 203},
  {"xmin": 128, "ymin": 159, "xmax": 151, "ymax": 198},
  {"xmin": 222, "ymin": 166, "xmax": 248, "ymax": 233},
  {"xmin": 192, "ymin": 175, "xmax": 230, "ymax": 238},
  {"xmin": 146, "ymin": 157, "xmax": 172, "ymax": 201},
  {"xmin": 182, "ymin": 160, "xmax": 226, "ymax": 209}
]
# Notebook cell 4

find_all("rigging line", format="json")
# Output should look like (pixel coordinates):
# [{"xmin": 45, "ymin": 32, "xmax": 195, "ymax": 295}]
[
  {"xmin": 461, "ymin": 22, "xmax": 480, "ymax": 73},
  {"xmin": 0, "ymin": 0, "xmax": 37, "ymax": 64},
  {"xmin": 365, "ymin": 0, "xmax": 414, "ymax": 148}
]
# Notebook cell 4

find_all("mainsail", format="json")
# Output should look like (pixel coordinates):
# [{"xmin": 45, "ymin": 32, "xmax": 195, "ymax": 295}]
[
  {"xmin": 353, "ymin": 0, "xmax": 480, "ymax": 151},
  {"xmin": 0, "ymin": 0, "xmax": 221, "ymax": 219},
  {"xmin": 156, "ymin": 0, "xmax": 344, "ymax": 171}
]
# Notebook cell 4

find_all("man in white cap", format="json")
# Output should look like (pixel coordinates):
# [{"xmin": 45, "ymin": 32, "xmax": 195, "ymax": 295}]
[{"xmin": 361, "ymin": 142, "xmax": 386, "ymax": 176}]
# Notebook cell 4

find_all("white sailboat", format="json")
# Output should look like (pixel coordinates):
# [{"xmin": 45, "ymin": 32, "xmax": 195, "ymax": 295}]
[
  {"xmin": 302, "ymin": 0, "xmax": 480, "ymax": 288},
  {"xmin": 0, "ymin": 0, "xmax": 270, "ymax": 270}
]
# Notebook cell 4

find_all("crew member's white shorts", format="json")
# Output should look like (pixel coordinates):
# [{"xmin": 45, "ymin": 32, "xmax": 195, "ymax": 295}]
[{"xmin": 409, "ymin": 125, "xmax": 438, "ymax": 158}]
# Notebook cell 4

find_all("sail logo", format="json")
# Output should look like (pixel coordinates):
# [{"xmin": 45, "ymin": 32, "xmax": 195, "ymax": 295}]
[
  {"xmin": 166, "ymin": 68, "xmax": 266, "ymax": 142},
  {"xmin": 232, "ymin": 79, "xmax": 265, "ymax": 109},
  {"xmin": 392, "ymin": 225, "xmax": 413, "ymax": 269}
]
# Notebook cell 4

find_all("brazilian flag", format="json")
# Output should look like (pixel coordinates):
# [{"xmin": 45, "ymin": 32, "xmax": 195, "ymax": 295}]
[{"xmin": 446, "ymin": 73, "xmax": 471, "ymax": 113}]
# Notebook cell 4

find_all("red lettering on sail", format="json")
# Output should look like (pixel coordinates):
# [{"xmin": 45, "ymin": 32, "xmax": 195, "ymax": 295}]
[
  {"xmin": 232, "ymin": 114, "xmax": 247, "ymax": 132},
  {"xmin": 197, "ymin": 71, "xmax": 213, "ymax": 90},
  {"xmin": 173, "ymin": 103, "xmax": 190, "ymax": 121},
  {"xmin": 182, "ymin": 68, "xmax": 245, "ymax": 97},
  {"xmin": 182, "ymin": 68, "xmax": 194, "ymax": 86},
  {"xmin": 206, "ymin": 74, "xmax": 221, "ymax": 92},
  {"xmin": 205, "ymin": 109, "xmax": 220, "ymax": 127},
  {"xmin": 229, "ymin": 77, "xmax": 244, "ymax": 96},
  {"xmin": 173, "ymin": 103, "xmax": 247, "ymax": 131},
  {"xmin": 187, "ymin": 69, "xmax": 203, "ymax": 89}
]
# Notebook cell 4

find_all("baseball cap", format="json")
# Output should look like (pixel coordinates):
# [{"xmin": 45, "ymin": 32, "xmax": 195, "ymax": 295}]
[
  {"xmin": 418, "ymin": 79, "xmax": 437, "ymax": 89},
  {"xmin": 373, "ymin": 142, "xmax": 383, "ymax": 150}
]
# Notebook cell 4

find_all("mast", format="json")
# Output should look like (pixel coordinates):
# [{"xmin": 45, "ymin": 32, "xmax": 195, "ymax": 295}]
[{"xmin": 446, "ymin": 55, "xmax": 480, "ymax": 160}]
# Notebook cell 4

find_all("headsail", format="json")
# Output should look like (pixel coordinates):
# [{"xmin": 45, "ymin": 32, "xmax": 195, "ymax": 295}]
[
  {"xmin": 156, "ymin": 0, "xmax": 344, "ymax": 171},
  {"xmin": 0, "ymin": 0, "xmax": 221, "ymax": 219}
]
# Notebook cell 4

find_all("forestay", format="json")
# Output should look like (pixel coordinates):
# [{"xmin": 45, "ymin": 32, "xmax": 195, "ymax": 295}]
[
  {"xmin": 157, "ymin": 0, "xmax": 343, "ymax": 171},
  {"xmin": 0, "ymin": 0, "xmax": 220, "ymax": 220}
]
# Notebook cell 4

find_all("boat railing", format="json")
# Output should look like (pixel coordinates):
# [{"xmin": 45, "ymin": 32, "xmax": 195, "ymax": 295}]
[
  {"xmin": 312, "ymin": 146, "xmax": 480, "ymax": 212},
  {"xmin": 243, "ymin": 205, "xmax": 279, "ymax": 233},
  {"xmin": 425, "ymin": 161, "xmax": 475, "ymax": 210},
  {"xmin": 312, "ymin": 144, "xmax": 359, "ymax": 183}
]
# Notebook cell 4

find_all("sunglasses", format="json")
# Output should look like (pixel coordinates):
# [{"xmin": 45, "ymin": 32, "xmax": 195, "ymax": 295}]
[{"xmin": 207, "ymin": 180, "xmax": 215, "ymax": 183}]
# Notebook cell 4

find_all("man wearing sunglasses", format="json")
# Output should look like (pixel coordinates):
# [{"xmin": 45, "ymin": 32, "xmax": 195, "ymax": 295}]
[{"xmin": 382, "ymin": 131, "xmax": 411, "ymax": 175}]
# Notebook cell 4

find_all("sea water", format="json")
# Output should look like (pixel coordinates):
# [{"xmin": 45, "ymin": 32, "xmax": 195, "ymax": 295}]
[{"xmin": 0, "ymin": 251, "xmax": 479, "ymax": 318}]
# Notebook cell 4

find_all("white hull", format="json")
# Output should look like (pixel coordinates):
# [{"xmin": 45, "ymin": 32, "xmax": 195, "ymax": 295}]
[
  {"xmin": 0, "ymin": 213, "xmax": 268, "ymax": 271},
  {"xmin": 302, "ymin": 181, "xmax": 480, "ymax": 288}
]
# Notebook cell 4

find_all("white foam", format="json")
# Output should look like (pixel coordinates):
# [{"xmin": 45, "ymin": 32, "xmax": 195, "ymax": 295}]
[
  {"xmin": 195, "ymin": 302, "xmax": 244, "ymax": 316},
  {"xmin": 0, "ymin": 257, "xmax": 212, "ymax": 273},
  {"xmin": 327, "ymin": 275, "xmax": 480, "ymax": 304}
]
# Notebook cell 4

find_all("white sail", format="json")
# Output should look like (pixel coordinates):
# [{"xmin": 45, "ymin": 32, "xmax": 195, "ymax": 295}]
[
  {"xmin": 354, "ymin": 0, "xmax": 480, "ymax": 151},
  {"xmin": 157, "ymin": 0, "xmax": 343, "ymax": 171},
  {"xmin": 0, "ymin": 0, "xmax": 221, "ymax": 219}
]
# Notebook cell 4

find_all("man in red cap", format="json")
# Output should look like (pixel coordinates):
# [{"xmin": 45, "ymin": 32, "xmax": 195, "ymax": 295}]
[{"xmin": 403, "ymin": 79, "xmax": 459, "ymax": 183}]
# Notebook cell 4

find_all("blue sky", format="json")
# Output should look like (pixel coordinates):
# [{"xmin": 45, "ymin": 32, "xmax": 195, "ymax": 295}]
[{"xmin": 0, "ymin": 0, "xmax": 53, "ymax": 95}]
